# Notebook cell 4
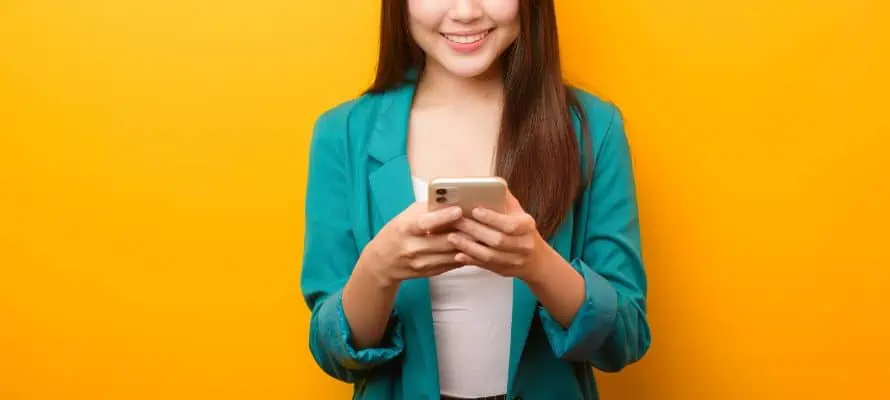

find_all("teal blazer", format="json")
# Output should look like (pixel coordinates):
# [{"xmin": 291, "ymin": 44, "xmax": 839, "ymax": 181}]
[{"xmin": 300, "ymin": 81, "xmax": 650, "ymax": 400}]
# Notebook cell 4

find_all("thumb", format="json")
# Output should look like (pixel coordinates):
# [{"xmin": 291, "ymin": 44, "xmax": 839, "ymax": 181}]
[{"xmin": 505, "ymin": 188, "xmax": 523, "ymax": 213}]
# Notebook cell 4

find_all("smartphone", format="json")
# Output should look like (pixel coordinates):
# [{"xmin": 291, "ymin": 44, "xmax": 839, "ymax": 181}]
[{"xmin": 427, "ymin": 176, "xmax": 507, "ymax": 215}]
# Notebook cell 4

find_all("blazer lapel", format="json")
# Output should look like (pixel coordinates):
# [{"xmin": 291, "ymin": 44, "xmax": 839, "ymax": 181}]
[
  {"xmin": 368, "ymin": 155, "xmax": 414, "ymax": 228},
  {"xmin": 367, "ymin": 83, "xmax": 441, "ymax": 395},
  {"xmin": 368, "ymin": 81, "xmax": 415, "ymax": 227},
  {"xmin": 507, "ymin": 213, "xmax": 575, "ymax": 391},
  {"xmin": 508, "ymin": 110, "xmax": 585, "ymax": 389},
  {"xmin": 508, "ymin": 279, "xmax": 537, "ymax": 391}
]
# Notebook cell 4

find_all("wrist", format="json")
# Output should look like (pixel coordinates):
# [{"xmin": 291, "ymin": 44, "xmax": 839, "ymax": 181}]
[
  {"xmin": 356, "ymin": 242, "xmax": 400, "ymax": 290},
  {"xmin": 522, "ymin": 241, "xmax": 556, "ymax": 287}
]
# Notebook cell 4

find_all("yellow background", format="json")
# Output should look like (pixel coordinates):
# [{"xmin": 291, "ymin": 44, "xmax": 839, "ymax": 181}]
[{"xmin": 2, "ymin": 1, "xmax": 889, "ymax": 399}]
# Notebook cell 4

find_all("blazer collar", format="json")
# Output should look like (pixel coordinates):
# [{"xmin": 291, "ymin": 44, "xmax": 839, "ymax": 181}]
[
  {"xmin": 368, "ymin": 76, "xmax": 418, "ymax": 164},
  {"xmin": 367, "ymin": 81, "xmax": 418, "ymax": 225}
]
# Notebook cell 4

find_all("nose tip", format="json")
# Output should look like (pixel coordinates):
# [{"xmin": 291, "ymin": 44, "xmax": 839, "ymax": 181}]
[{"xmin": 451, "ymin": 0, "xmax": 483, "ymax": 22}]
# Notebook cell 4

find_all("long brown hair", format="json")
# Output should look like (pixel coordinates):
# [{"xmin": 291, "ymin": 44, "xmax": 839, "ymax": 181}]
[{"xmin": 368, "ymin": 0, "xmax": 591, "ymax": 238}]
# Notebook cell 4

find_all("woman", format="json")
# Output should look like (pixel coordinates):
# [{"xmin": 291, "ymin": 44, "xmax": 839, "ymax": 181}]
[{"xmin": 300, "ymin": 1, "xmax": 651, "ymax": 399}]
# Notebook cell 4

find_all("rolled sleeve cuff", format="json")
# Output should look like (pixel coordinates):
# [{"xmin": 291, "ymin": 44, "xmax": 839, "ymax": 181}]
[
  {"xmin": 316, "ymin": 289, "xmax": 405, "ymax": 370},
  {"xmin": 539, "ymin": 258, "xmax": 618, "ymax": 361}
]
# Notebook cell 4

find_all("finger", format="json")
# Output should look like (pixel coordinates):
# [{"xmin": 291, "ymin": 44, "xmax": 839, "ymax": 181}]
[
  {"xmin": 448, "ymin": 232, "xmax": 521, "ymax": 267},
  {"xmin": 505, "ymin": 189, "xmax": 523, "ymax": 212},
  {"xmin": 408, "ymin": 252, "xmax": 464, "ymax": 273},
  {"xmin": 453, "ymin": 218, "xmax": 524, "ymax": 251},
  {"xmin": 410, "ymin": 206, "xmax": 463, "ymax": 235},
  {"xmin": 415, "ymin": 232, "xmax": 472, "ymax": 253},
  {"xmin": 455, "ymin": 253, "xmax": 483, "ymax": 266},
  {"xmin": 420, "ymin": 261, "xmax": 465, "ymax": 277},
  {"xmin": 454, "ymin": 253, "xmax": 515, "ymax": 277},
  {"xmin": 471, "ymin": 207, "xmax": 534, "ymax": 235}
]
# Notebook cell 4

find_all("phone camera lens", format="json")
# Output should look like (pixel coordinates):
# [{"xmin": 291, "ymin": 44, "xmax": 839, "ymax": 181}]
[
  {"xmin": 436, "ymin": 196, "xmax": 447, "ymax": 203},
  {"xmin": 436, "ymin": 188, "xmax": 447, "ymax": 195}
]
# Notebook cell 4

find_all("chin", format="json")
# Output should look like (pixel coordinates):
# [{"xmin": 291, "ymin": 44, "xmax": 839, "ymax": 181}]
[
  {"xmin": 437, "ymin": 59, "xmax": 499, "ymax": 78},
  {"xmin": 430, "ymin": 45, "xmax": 503, "ymax": 78}
]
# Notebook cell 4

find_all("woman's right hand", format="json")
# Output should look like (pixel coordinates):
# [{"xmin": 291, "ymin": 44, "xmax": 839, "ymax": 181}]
[{"xmin": 360, "ymin": 203, "xmax": 467, "ymax": 288}]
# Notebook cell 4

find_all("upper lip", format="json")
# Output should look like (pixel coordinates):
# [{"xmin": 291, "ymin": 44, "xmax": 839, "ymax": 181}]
[{"xmin": 440, "ymin": 28, "xmax": 494, "ymax": 36}]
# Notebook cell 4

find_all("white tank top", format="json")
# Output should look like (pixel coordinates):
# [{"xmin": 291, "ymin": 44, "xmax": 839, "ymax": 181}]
[{"xmin": 412, "ymin": 177, "xmax": 513, "ymax": 398}]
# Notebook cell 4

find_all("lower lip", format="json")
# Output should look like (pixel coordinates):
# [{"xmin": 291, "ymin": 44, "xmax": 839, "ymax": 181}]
[{"xmin": 442, "ymin": 31, "xmax": 492, "ymax": 54}]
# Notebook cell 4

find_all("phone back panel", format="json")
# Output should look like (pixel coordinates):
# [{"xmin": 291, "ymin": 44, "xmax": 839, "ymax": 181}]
[{"xmin": 427, "ymin": 177, "xmax": 507, "ymax": 214}]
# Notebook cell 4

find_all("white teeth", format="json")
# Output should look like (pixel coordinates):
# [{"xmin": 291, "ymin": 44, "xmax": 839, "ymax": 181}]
[{"xmin": 443, "ymin": 31, "xmax": 489, "ymax": 44}]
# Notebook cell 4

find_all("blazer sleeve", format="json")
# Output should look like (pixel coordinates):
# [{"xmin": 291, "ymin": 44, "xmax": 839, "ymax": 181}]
[
  {"xmin": 300, "ymin": 109, "xmax": 405, "ymax": 383},
  {"xmin": 538, "ymin": 105, "xmax": 652, "ymax": 372}
]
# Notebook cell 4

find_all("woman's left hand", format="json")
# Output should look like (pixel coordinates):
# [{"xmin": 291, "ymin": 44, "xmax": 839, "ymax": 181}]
[{"xmin": 447, "ymin": 190, "xmax": 548, "ymax": 283}]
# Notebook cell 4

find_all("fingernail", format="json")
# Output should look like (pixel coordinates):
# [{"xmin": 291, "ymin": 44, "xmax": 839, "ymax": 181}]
[
  {"xmin": 451, "ymin": 207, "xmax": 462, "ymax": 217},
  {"xmin": 473, "ymin": 208, "xmax": 486, "ymax": 217},
  {"xmin": 447, "ymin": 233, "xmax": 459, "ymax": 243}
]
